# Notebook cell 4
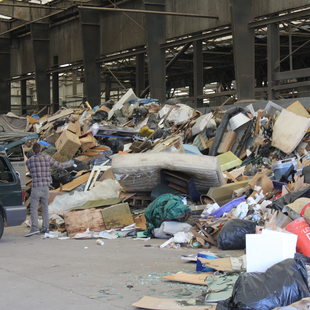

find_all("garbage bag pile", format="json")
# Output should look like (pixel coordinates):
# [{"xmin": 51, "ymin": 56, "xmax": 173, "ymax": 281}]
[{"xmin": 2, "ymin": 90, "xmax": 310, "ymax": 309}]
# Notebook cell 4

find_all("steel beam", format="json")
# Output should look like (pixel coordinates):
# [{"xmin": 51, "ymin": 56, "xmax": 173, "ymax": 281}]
[
  {"xmin": 0, "ymin": 38, "xmax": 10, "ymax": 113},
  {"xmin": 274, "ymin": 67, "xmax": 310, "ymax": 80},
  {"xmin": 193, "ymin": 40, "xmax": 204, "ymax": 107},
  {"xmin": 79, "ymin": 9, "xmax": 101, "ymax": 107},
  {"xmin": 267, "ymin": 24, "xmax": 280, "ymax": 99},
  {"xmin": 249, "ymin": 7, "xmax": 310, "ymax": 29},
  {"xmin": 231, "ymin": 0, "xmax": 255, "ymax": 100},
  {"xmin": 0, "ymin": 1, "xmax": 60, "ymax": 21},
  {"xmin": 52, "ymin": 56, "xmax": 59, "ymax": 112},
  {"xmin": 135, "ymin": 53, "xmax": 145, "ymax": 97},
  {"xmin": 78, "ymin": 6, "xmax": 218, "ymax": 19},
  {"xmin": 20, "ymin": 79, "xmax": 27, "ymax": 114},
  {"xmin": 144, "ymin": 0, "xmax": 166, "ymax": 102},
  {"xmin": 31, "ymin": 23, "xmax": 50, "ymax": 110}
]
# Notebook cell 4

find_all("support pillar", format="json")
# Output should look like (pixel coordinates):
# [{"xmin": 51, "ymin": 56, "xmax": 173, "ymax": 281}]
[
  {"xmin": 231, "ymin": 0, "xmax": 255, "ymax": 100},
  {"xmin": 79, "ymin": 10, "xmax": 101, "ymax": 107},
  {"xmin": 30, "ymin": 23, "xmax": 50, "ymax": 110},
  {"xmin": 193, "ymin": 40, "xmax": 204, "ymax": 107},
  {"xmin": 267, "ymin": 24, "xmax": 280, "ymax": 100},
  {"xmin": 105, "ymin": 74, "xmax": 111, "ymax": 101},
  {"xmin": 136, "ymin": 53, "xmax": 145, "ymax": 96},
  {"xmin": 0, "ymin": 38, "xmax": 11, "ymax": 113},
  {"xmin": 144, "ymin": 0, "xmax": 166, "ymax": 102},
  {"xmin": 52, "ymin": 56, "xmax": 59, "ymax": 112},
  {"xmin": 21, "ymin": 80, "xmax": 27, "ymax": 115}
]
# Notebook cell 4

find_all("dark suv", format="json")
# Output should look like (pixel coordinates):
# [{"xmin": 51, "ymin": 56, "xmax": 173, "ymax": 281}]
[{"xmin": 0, "ymin": 154, "xmax": 26, "ymax": 238}]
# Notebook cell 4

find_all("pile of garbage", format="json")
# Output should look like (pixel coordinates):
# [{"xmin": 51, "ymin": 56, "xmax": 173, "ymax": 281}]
[{"xmin": 2, "ymin": 89, "xmax": 310, "ymax": 309}]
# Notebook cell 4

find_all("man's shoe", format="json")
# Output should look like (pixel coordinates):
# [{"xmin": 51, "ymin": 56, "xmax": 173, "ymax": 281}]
[
  {"xmin": 40, "ymin": 228, "xmax": 49, "ymax": 234},
  {"xmin": 24, "ymin": 230, "xmax": 40, "ymax": 237}
]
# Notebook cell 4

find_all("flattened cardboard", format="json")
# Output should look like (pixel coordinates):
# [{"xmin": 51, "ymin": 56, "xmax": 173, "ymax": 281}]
[
  {"xmin": 64, "ymin": 208, "xmax": 106, "ymax": 237},
  {"xmin": 287, "ymin": 101, "xmax": 310, "ymax": 118},
  {"xmin": 101, "ymin": 203, "xmax": 134, "ymax": 229},
  {"xmin": 272, "ymin": 109, "xmax": 310, "ymax": 154},
  {"xmin": 218, "ymin": 131, "xmax": 237, "ymax": 154},
  {"xmin": 162, "ymin": 272, "xmax": 209, "ymax": 285},
  {"xmin": 133, "ymin": 296, "xmax": 215, "ymax": 310}
]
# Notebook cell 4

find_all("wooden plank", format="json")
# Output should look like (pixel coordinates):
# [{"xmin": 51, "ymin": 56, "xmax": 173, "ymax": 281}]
[
  {"xmin": 60, "ymin": 173, "xmax": 90, "ymax": 192},
  {"xmin": 133, "ymin": 296, "xmax": 215, "ymax": 310},
  {"xmin": 47, "ymin": 109, "xmax": 74, "ymax": 123}
]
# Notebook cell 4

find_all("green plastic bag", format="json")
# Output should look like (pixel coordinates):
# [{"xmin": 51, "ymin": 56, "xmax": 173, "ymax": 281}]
[{"xmin": 144, "ymin": 194, "xmax": 191, "ymax": 235}]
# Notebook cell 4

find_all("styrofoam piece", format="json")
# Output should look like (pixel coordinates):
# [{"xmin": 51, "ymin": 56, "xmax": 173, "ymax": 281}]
[
  {"xmin": 191, "ymin": 112, "xmax": 213, "ymax": 136},
  {"xmin": 228, "ymin": 113, "xmax": 251, "ymax": 131},
  {"xmin": 246, "ymin": 229, "xmax": 297, "ymax": 272},
  {"xmin": 108, "ymin": 88, "xmax": 138, "ymax": 120}
]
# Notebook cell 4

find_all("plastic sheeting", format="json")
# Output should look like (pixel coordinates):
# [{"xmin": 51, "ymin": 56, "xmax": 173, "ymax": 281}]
[{"xmin": 48, "ymin": 179, "xmax": 121, "ymax": 216}]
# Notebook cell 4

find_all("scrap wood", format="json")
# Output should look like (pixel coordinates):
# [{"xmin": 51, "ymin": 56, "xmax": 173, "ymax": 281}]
[
  {"xmin": 191, "ymin": 225, "xmax": 216, "ymax": 246},
  {"xmin": 59, "ymin": 172, "xmax": 91, "ymax": 192},
  {"xmin": 162, "ymin": 272, "xmax": 210, "ymax": 286},
  {"xmin": 46, "ymin": 109, "xmax": 75, "ymax": 123},
  {"xmin": 133, "ymin": 296, "xmax": 216, "ymax": 310}
]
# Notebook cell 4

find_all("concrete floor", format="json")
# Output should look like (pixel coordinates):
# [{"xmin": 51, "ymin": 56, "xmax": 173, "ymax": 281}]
[{"xmin": 0, "ymin": 225, "xmax": 242, "ymax": 310}]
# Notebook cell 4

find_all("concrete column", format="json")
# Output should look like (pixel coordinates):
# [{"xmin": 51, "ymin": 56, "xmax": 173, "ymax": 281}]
[
  {"xmin": 0, "ymin": 38, "xmax": 11, "ymax": 113},
  {"xmin": 144, "ymin": 0, "xmax": 166, "ymax": 102},
  {"xmin": 30, "ymin": 23, "xmax": 51, "ymax": 110},
  {"xmin": 135, "ymin": 53, "xmax": 145, "ymax": 97},
  {"xmin": 193, "ymin": 40, "xmax": 204, "ymax": 107},
  {"xmin": 267, "ymin": 24, "xmax": 280, "ymax": 99},
  {"xmin": 231, "ymin": 0, "xmax": 255, "ymax": 100},
  {"xmin": 79, "ymin": 10, "xmax": 101, "ymax": 107}
]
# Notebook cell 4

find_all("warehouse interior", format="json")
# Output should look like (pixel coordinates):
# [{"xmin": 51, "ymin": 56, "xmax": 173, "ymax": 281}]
[
  {"xmin": 2, "ymin": 2, "xmax": 310, "ymax": 310},
  {"xmin": 1, "ymin": 0, "xmax": 310, "ymax": 114}
]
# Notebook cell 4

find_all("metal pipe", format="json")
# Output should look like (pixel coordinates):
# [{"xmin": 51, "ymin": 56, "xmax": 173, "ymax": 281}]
[{"xmin": 77, "ymin": 6, "xmax": 219, "ymax": 19}]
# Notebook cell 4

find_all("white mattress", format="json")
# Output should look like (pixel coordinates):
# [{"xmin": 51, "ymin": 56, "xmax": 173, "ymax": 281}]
[{"xmin": 112, "ymin": 152, "xmax": 224, "ymax": 192}]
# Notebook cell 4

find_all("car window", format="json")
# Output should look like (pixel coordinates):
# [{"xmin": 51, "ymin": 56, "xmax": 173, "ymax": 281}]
[
  {"xmin": 0, "ymin": 157, "xmax": 14, "ymax": 183},
  {"xmin": 6, "ymin": 145, "xmax": 24, "ymax": 162}
]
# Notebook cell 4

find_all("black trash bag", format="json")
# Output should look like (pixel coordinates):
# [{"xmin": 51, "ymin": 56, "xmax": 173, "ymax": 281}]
[
  {"xmin": 217, "ymin": 219, "xmax": 256, "ymax": 250},
  {"xmin": 53, "ymin": 119, "xmax": 67, "ymax": 130},
  {"xmin": 216, "ymin": 258, "xmax": 310, "ymax": 310},
  {"xmin": 104, "ymin": 138, "xmax": 124, "ymax": 153},
  {"xmin": 270, "ymin": 186, "xmax": 310, "ymax": 211},
  {"xmin": 92, "ymin": 110, "xmax": 108, "ymax": 122},
  {"xmin": 51, "ymin": 169, "xmax": 73, "ymax": 188}
]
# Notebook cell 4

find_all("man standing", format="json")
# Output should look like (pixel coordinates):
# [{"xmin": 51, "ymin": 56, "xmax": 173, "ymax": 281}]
[{"xmin": 25, "ymin": 143, "xmax": 74, "ymax": 237}]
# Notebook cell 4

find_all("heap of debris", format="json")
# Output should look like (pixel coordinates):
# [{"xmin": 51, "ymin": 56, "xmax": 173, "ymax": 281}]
[{"xmin": 1, "ymin": 89, "xmax": 310, "ymax": 309}]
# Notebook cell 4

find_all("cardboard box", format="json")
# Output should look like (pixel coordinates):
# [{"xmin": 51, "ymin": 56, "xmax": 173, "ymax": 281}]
[
  {"xmin": 79, "ymin": 134, "xmax": 97, "ymax": 152},
  {"xmin": 67, "ymin": 121, "xmax": 81, "ymax": 136},
  {"xmin": 55, "ymin": 130, "xmax": 81, "ymax": 159},
  {"xmin": 52, "ymin": 151, "xmax": 72, "ymax": 162}
]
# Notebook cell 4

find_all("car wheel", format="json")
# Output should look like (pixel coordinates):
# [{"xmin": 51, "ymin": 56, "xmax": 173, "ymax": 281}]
[{"xmin": 0, "ymin": 213, "xmax": 4, "ymax": 239}]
